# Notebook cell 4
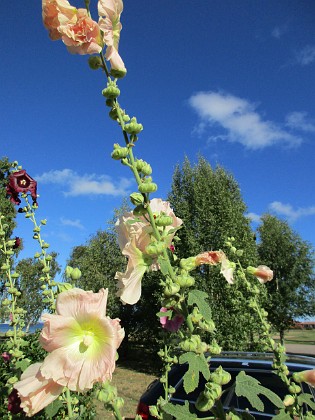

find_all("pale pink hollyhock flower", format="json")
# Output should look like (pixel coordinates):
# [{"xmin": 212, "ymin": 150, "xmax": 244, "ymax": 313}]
[
  {"xmin": 14, "ymin": 362, "xmax": 63, "ymax": 417},
  {"xmin": 115, "ymin": 198, "xmax": 183, "ymax": 305},
  {"xmin": 195, "ymin": 250, "xmax": 235, "ymax": 284},
  {"xmin": 293, "ymin": 369, "xmax": 315, "ymax": 387},
  {"xmin": 60, "ymin": 9, "xmax": 103, "ymax": 55},
  {"xmin": 39, "ymin": 288, "xmax": 124, "ymax": 391},
  {"xmin": 248, "ymin": 265, "xmax": 273, "ymax": 284},
  {"xmin": 160, "ymin": 307, "xmax": 184, "ymax": 333},
  {"xmin": 98, "ymin": 0, "xmax": 126, "ymax": 73},
  {"xmin": 42, "ymin": 0, "xmax": 77, "ymax": 40}
]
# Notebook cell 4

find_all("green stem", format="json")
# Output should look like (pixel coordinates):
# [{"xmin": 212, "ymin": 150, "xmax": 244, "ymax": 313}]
[
  {"xmin": 65, "ymin": 388, "xmax": 73, "ymax": 418},
  {"xmin": 111, "ymin": 402, "xmax": 123, "ymax": 420}
]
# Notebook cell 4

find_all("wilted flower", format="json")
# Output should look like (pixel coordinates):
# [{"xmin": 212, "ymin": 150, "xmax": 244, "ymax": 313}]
[
  {"xmin": 7, "ymin": 389, "xmax": 23, "ymax": 415},
  {"xmin": 247, "ymin": 265, "xmax": 273, "ymax": 284},
  {"xmin": 6, "ymin": 170, "xmax": 37, "ymax": 205},
  {"xmin": 115, "ymin": 198, "xmax": 182, "ymax": 305},
  {"xmin": 42, "ymin": 0, "xmax": 77, "ymax": 40},
  {"xmin": 2, "ymin": 351, "xmax": 11, "ymax": 362},
  {"xmin": 12, "ymin": 237, "xmax": 21, "ymax": 249},
  {"xmin": 98, "ymin": 0, "xmax": 126, "ymax": 75},
  {"xmin": 14, "ymin": 363, "xmax": 63, "ymax": 417},
  {"xmin": 159, "ymin": 307, "xmax": 184, "ymax": 332},
  {"xmin": 39, "ymin": 288, "xmax": 124, "ymax": 391}
]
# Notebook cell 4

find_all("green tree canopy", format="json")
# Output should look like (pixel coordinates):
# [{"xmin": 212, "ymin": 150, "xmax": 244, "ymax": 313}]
[
  {"xmin": 168, "ymin": 156, "xmax": 265, "ymax": 350},
  {"xmin": 257, "ymin": 214, "xmax": 315, "ymax": 343},
  {"xmin": 16, "ymin": 252, "xmax": 61, "ymax": 330}
]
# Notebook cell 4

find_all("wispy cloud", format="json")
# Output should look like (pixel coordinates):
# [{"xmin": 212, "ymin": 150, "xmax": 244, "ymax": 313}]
[
  {"xmin": 269, "ymin": 201, "xmax": 315, "ymax": 222},
  {"xmin": 36, "ymin": 169, "xmax": 133, "ymax": 197},
  {"xmin": 246, "ymin": 212, "xmax": 261, "ymax": 223},
  {"xmin": 271, "ymin": 24, "xmax": 288, "ymax": 39},
  {"xmin": 285, "ymin": 111, "xmax": 315, "ymax": 133},
  {"xmin": 295, "ymin": 45, "xmax": 315, "ymax": 66},
  {"xmin": 189, "ymin": 91, "xmax": 301, "ymax": 150},
  {"xmin": 60, "ymin": 217, "xmax": 85, "ymax": 230}
]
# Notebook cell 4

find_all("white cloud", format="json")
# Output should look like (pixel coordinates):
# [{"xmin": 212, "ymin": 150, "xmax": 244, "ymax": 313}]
[
  {"xmin": 295, "ymin": 45, "xmax": 315, "ymax": 66},
  {"xmin": 36, "ymin": 169, "xmax": 133, "ymax": 197},
  {"xmin": 285, "ymin": 111, "xmax": 315, "ymax": 133},
  {"xmin": 246, "ymin": 212, "xmax": 261, "ymax": 223},
  {"xmin": 189, "ymin": 91, "xmax": 301, "ymax": 149},
  {"xmin": 269, "ymin": 201, "xmax": 315, "ymax": 222},
  {"xmin": 60, "ymin": 217, "xmax": 85, "ymax": 230}
]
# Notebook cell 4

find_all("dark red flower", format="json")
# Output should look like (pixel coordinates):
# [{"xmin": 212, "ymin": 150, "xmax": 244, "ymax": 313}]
[
  {"xmin": 13, "ymin": 237, "xmax": 21, "ymax": 249},
  {"xmin": 7, "ymin": 389, "xmax": 22, "ymax": 415},
  {"xmin": 6, "ymin": 170, "xmax": 37, "ymax": 205},
  {"xmin": 1, "ymin": 351, "xmax": 10, "ymax": 362}
]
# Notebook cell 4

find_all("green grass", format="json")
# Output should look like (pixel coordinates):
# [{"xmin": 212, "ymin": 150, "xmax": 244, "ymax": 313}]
[{"xmin": 282, "ymin": 328, "xmax": 315, "ymax": 345}]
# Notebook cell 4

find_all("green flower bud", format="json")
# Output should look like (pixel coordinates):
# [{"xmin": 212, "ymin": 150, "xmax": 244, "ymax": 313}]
[
  {"xmin": 149, "ymin": 406, "xmax": 159, "ymax": 418},
  {"xmin": 180, "ymin": 257, "xmax": 197, "ymax": 271},
  {"xmin": 210, "ymin": 366, "xmax": 231, "ymax": 385},
  {"xmin": 199, "ymin": 319, "xmax": 216, "ymax": 333},
  {"xmin": 164, "ymin": 282, "xmax": 180, "ymax": 297},
  {"xmin": 208, "ymin": 339, "xmax": 222, "ymax": 355},
  {"xmin": 155, "ymin": 215, "xmax": 173, "ymax": 227},
  {"xmin": 7, "ymin": 376, "xmax": 18, "ymax": 385},
  {"xmin": 115, "ymin": 397, "xmax": 124, "ymax": 409},
  {"xmin": 111, "ymin": 145, "xmax": 129, "ymax": 160},
  {"xmin": 11, "ymin": 272, "xmax": 20, "ymax": 279},
  {"xmin": 102, "ymin": 84, "xmax": 120, "ymax": 99},
  {"xmin": 106, "ymin": 98, "xmax": 114, "ymax": 107},
  {"xmin": 2, "ymin": 299, "xmax": 10, "ymax": 306},
  {"xmin": 138, "ymin": 182, "xmax": 158, "ymax": 194},
  {"xmin": 109, "ymin": 108, "xmax": 118, "ymax": 120},
  {"xmin": 175, "ymin": 274, "xmax": 195, "ymax": 288},
  {"xmin": 1, "ymin": 264, "xmax": 10, "ymax": 270},
  {"xmin": 283, "ymin": 395, "xmax": 295, "ymax": 407},
  {"xmin": 70, "ymin": 268, "xmax": 82, "ymax": 281},
  {"xmin": 88, "ymin": 56, "xmax": 103, "ymax": 70},
  {"xmin": 45, "ymin": 255, "xmax": 52, "ymax": 261},
  {"xmin": 65, "ymin": 266, "xmax": 73, "ymax": 278},
  {"xmin": 110, "ymin": 67, "xmax": 127, "ymax": 79},
  {"xmin": 130, "ymin": 192, "xmax": 144, "ymax": 206},
  {"xmin": 34, "ymin": 252, "xmax": 41, "ymax": 258},
  {"xmin": 145, "ymin": 241, "xmax": 165, "ymax": 255},
  {"xmin": 40, "ymin": 219, "xmax": 47, "ymax": 225},
  {"xmin": 288, "ymin": 383, "xmax": 302, "ymax": 394},
  {"xmin": 124, "ymin": 117, "xmax": 143, "ymax": 135}
]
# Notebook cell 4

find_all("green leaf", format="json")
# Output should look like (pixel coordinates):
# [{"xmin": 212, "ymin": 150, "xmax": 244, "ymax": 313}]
[
  {"xmin": 297, "ymin": 393, "xmax": 315, "ymax": 410},
  {"xmin": 163, "ymin": 401, "xmax": 198, "ymax": 419},
  {"xmin": 188, "ymin": 289, "xmax": 212, "ymax": 321},
  {"xmin": 15, "ymin": 358, "xmax": 31, "ymax": 372},
  {"xmin": 179, "ymin": 352, "xmax": 210, "ymax": 394},
  {"xmin": 44, "ymin": 399, "xmax": 64, "ymax": 418},
  {"xmin": 158, "ymin": 256, "xmax": 170, "ymax": 275},
  {"xmin": 271, "ymin": 409, "xmax": 292, "ymax": 420},
  {"xmin": 235, "ymin": 371, "xmax": 283, "ymax": 412}
]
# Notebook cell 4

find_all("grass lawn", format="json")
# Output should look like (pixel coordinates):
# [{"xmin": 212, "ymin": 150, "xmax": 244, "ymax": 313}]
[{"xmin": 274, "ymin": 328, "xmax": 315, "ymax": 345}]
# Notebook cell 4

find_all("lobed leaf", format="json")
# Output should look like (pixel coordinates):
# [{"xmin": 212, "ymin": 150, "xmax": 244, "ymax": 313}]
[
  {"xmin": 179, "ymin": 352, "xmax": 210, "ymax": 394},
  {"xmin": 187, "ymin": 289, "xmax": 212, "ymax": 321}
]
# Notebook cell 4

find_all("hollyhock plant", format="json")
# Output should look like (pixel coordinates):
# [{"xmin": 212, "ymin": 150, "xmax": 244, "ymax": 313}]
[
  {"xmin": 115, "ymin": 198, "xmax": 182, "ymax": 304},
  {"xmin": 6, "ymin": 170, "xmax": 37, "ymax": 205},
  {"xmin": 14, "ymin": 363, "xmax": 64, "ymax": 417},
  {"xmin": 39, "ymin": 288, "xmax": 124, "ymax": 391},
  {"xmin": 160, "ymin": 307, "xmax": 184, "ymax": 333},
  {"xmin": 42, "ymin": 0, "xmax": 77, "ymax": 40},
  {"xmin": 247, "ymin": 265, "xmax": 273, "ymax": 284}
]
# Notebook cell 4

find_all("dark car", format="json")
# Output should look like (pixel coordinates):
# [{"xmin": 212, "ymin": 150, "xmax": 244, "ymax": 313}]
[{"xmin": 136, "ymin": 352, "xmax": 315, "ymax": 419}]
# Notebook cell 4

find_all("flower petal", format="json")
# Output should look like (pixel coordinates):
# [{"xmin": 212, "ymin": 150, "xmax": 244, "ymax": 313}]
[{"xmin": 55, "ymin": 288, "xmax": 108, "ymax": 318}]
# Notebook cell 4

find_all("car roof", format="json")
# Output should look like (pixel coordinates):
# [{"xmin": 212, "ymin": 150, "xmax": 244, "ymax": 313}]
[{"xmin": 209, "ymin": 351, "xmax": 315, "ymax": 371}]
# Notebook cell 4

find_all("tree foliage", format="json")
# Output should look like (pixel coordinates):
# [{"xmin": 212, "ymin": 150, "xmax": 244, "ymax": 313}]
[
  {"xmin": 168, "ymin": 156, "xmax": 265, "ymax": 350},
  {"xmin": 16, "ymin": 252, "xmax": 61, "ymax": 329},
  {"xmin": 257, "ymin": 214, "xmax": 315, "ymax": 342}
]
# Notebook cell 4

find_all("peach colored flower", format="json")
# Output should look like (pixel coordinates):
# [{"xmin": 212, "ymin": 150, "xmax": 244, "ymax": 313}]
[
  {"xmin": 98, "ymin": 0, "xmax": 126, "ymax": 74},
  {"xmin": 60, "ymin": 9, "xmax": 103, "ymax": 55},
  {"xmin": 195, "ymin": 250, "xmax": 235, "ymax": 284},
  {"xmin": 14, "ymin": 363, "xmax": 63, "ymax": 417},
  {"xmin": 39, "ymin": 288, "xmax": 124, "ymax": 391},
  {"xmin": 42, "ymin": 0, "xmax": 77, "ymax": 40},
  {"xmin": 115, "ymin": 198, "xmax": 183, "ymax": 305},
  {"xmin": 293, "ymin": 369, "xmax": 315, "ymax": 387},
  {"xmin": 248, "ymin": 265, "xmax": 273, "ymax": 284}
]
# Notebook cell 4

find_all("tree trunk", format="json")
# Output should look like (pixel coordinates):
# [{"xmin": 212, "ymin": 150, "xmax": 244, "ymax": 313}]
[{"xmin": 279, "ymin": 329, "xmax": 285, "ymax": 345}]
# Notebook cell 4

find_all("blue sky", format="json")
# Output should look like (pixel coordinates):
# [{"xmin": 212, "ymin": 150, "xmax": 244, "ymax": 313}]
[{"xmin": 1, "ymin": 1, "xmax": 315, "ymax": 282}]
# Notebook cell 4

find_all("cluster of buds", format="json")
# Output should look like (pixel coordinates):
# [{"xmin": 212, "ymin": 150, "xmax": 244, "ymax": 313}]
[
  {"xmin": 97, "ymin": 381, "xmax": 124, "ymax": 412},
  {"xmin": 195, "ymin": 381, "xmax": 223, "ymax": 412},
  {"xmin": 189, "ymin": 307, "xmax": 215, "ymax": 333}
]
